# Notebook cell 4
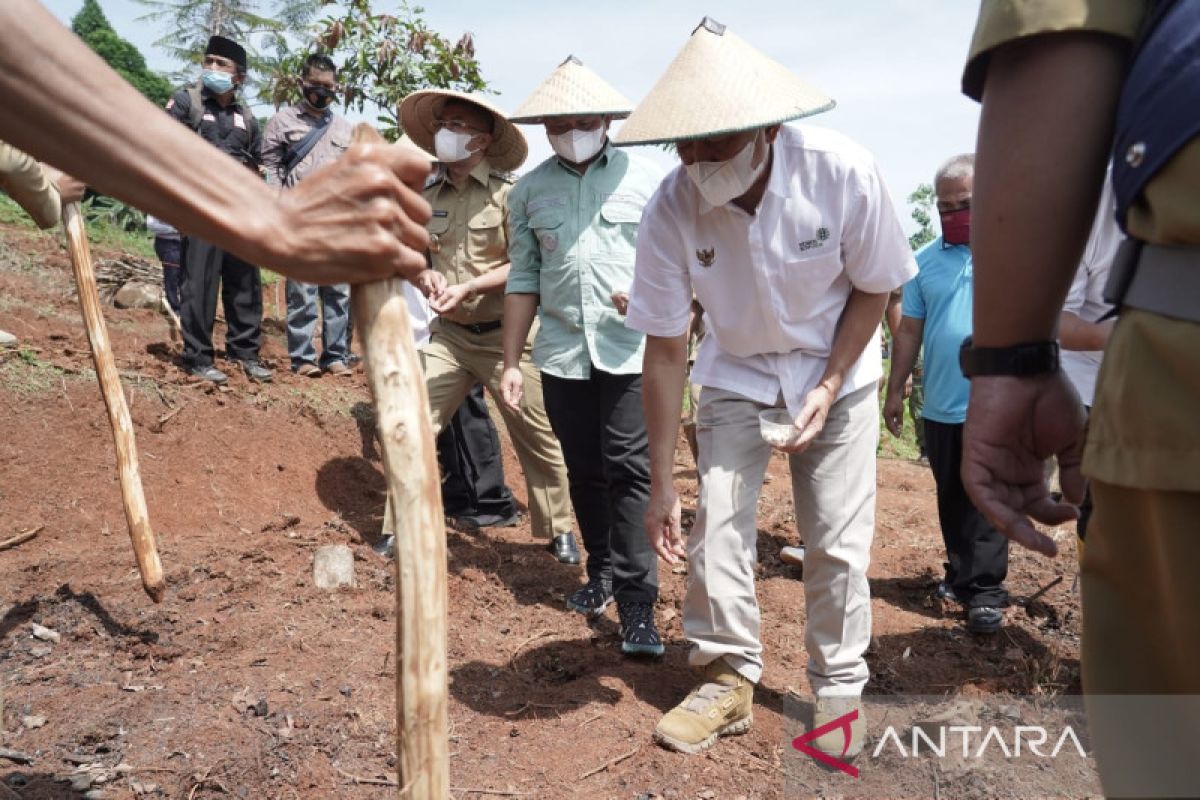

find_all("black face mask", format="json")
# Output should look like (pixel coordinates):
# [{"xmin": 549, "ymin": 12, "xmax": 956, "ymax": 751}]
[{"xmin": 302, "ymin": 84, "xmax": 336, "ymax": 111}]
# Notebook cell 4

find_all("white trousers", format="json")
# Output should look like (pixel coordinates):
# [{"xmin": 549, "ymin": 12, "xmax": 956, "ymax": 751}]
[{"xmin": 683, "ymin": 384, "xmax": 877, "ymax": 696}]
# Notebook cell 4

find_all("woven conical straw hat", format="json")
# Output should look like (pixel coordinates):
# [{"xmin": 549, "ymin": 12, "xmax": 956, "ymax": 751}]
[
  {"xmin": 509, "ymin": 55, "xmax": 634, "ymax": 123},
  {"xmin": 398, "ymin": 89, "xmax": 528, "ymax": 172},
  {"xmin": 614, "ymin": 17, "xmax": 835, "ymax": 146}
]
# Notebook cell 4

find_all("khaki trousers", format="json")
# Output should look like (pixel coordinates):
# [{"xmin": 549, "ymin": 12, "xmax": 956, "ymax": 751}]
[
  {"xmin": 1081, "ymin": 481, "xmax": 1200, "ymax": 797},
  {"xmin": 383, "ymin": 318, "xmax": 573, "ymax": 539},
  {"xmin": 684, "ymin": 384, "xmax": 877, "ymax": 694}
]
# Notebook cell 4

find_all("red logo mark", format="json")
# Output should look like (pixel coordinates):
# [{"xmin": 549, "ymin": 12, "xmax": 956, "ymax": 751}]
[{"xmin": 791, "ymin": 710, "xmax": 860, "ymax": 778}]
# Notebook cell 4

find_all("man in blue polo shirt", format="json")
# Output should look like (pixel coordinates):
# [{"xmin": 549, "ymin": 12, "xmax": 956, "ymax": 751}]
[{"xmin": 884, "ymin": 153, "xmax": 1008, "ymax": 634}]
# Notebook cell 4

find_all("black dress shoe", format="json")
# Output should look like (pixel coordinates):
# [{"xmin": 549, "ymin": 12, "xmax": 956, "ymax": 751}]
[
  {"xmin": 547, "ymin": 532, "xmax": 580, "ymax": 565},
  {"xmin": 239, "ymin": 358, "xmax": 274, "ymax": 383},
  {"xmin": 450, "ymin": 511, "xmax": 521, "ymax": 532},
  {"xmin": 188, "ymin": 364, "xmax": 228, "ymax": 384}
]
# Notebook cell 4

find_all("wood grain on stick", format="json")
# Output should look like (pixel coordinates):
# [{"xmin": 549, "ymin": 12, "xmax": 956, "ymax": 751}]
[
  {"xmin": 349, "ymin": 123, "xmax": 448, "ymax": 800},
  {"xmin": 62, "ymin": 202, "xmax": 165, "ymax": 603}
]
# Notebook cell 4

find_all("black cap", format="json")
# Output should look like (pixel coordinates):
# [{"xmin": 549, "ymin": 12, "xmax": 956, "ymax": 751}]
[{"xmin": 205, "ymin": 35, "xmax": 247, "ymax": 70}]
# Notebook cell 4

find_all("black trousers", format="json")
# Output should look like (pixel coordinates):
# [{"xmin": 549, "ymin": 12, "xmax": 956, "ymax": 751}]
[
  {"xmin": 542, "ymin": 369, "xmax": 657, "ymax": 604},
  {"xmin": 924, "ymin": 419, "xmax": 1009, "ymax": 608},
  {"xmin": 438, "ymin": 383, "xmax": 516, "ymax": 518},
  {"xmin": 180, "ymin": 236, "xmax": 263, "ymax": 366},
  {"xmin": 154, "ymin": 237, "xmax": 183, "ymax": 313}
]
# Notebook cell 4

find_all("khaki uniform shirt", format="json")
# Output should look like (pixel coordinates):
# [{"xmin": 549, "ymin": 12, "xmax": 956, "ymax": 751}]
[
  {"xmin": 424, "ymin": 160, "xmax": 512, "ymax": 325},
  {"xmin": 0, "ymin": 142, "xmax": 61, "ymax": 229},
  {"xmin": 260, "ymin": 104, "xmax": 354, "ymax": 187},
  {"xmin": 964, "ymin": 0, "xmax": 1200, "ymax": 491}
]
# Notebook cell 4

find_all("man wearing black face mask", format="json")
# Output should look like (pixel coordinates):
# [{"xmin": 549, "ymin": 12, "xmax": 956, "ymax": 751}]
[
  {"xmin": 883, "ymin": 153, "xmax": 1009, "ymax": 635},
  {"xmin": 262, "ymin": 54, "xmax": 355, "ymax": 377}
]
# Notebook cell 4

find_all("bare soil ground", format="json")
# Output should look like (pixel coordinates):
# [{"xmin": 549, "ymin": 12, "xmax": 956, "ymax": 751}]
[{"xmin": 0, "ymin": 223, "xmax": 1082, "ymax": 799}]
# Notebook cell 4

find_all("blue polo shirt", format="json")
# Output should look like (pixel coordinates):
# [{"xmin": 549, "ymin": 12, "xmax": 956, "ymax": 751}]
[{"xmin": 901, "ymin": 237, "xmax": 973, "ymax": 424}]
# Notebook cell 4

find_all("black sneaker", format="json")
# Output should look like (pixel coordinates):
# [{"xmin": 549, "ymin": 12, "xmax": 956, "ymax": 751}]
[
  {"xmin": 619, "ymin": 602, "xmax": 665, "ymax": 657},
  {"xmin": 566, "ymin": 578, "xmax": 612, "ymax": 618},
  {"xmin": 188, "ymin": 364, "xmax": 228, "ymax": 384},
  {"xmin": 372, "ymin": 534, "xmax": 395, "ymax": 559},
  {"xmin": 967, "ymin": 606, "xmax": 1003, "ymax": 634},
  {"xmin": 239, "ymin": 358, "xmax": 274, "ymax": 383},
  {"xmin": 934, "ymin": 580, "xmax": 959, "ymax": 604}
]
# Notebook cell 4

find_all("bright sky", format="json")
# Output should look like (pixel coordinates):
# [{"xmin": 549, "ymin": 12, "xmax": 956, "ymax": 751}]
[{"xmin": 42, "ymin": 0, "xmax": 982, "ymax": 230}]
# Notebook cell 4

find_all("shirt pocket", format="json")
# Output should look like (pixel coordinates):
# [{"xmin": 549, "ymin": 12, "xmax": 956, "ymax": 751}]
[
  {"xmin": 528, "ymin": 207, "xmax": 567, "ymax": 263},
  {"xmin": 327, "ymin": 129, "xmax": 350, "ymax": 154},
  {"xmin": 781, "ymin": 251, "xmax": 846, "ymax": 322},
  {"xmin": 599, "ymin": 199, "xmax": 643, "ymax": 251},
  {"xmin": 467, "ymin": 204, "xmax": 505, "ymax": 263}
]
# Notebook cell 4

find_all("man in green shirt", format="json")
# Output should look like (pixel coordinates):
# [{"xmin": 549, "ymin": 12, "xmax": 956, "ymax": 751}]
[{"xmin": 500, "ymin": 57, "xmax": 665, "ymax": 656}]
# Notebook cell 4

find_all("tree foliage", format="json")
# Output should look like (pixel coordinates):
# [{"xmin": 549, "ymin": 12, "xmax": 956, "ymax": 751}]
[
  {"xmin": 261, "ymin": 0, "xmax": 487, "ymax": 141},
  {"xmin": 71, "ymin": 0, "xmax": 173, "ymax": 106},
  {"xmin": 907, "ymin": 183, "xmax": 937, "ymax": 251},
  {"xmin": 134, "ymin": 0, "xmax": 320, "ymax": 86}
]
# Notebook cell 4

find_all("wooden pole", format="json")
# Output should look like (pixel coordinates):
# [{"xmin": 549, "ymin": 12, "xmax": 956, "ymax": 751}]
[
  {"xmin": 349, "ymin": 124, "xmax": 448, "ymax": 799},
  {"xmin": 62, "ymin": 203, "xmax": 165, "ymax": 603}
]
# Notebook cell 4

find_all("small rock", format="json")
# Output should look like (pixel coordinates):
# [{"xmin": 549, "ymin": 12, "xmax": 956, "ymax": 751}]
[
  {"xmin": 20, "ymin": 715, "xmax": 46, "ymax": 729},
  {"xmin": 70, "ymin": 774, "xmax": 94, "ymax": 791},
  {"xmin": 698, "ymin": 790, "xmax": 716, "ymax": 800},
  {"xmin": 83, "ymin": 790, "xmax": 108, "ymax": 800},
  {"xmin": 312, "ymin": 545, "xmax": 356, "ymax": 590},
  {"xmin": 31, "ymin": 623, "xmax": 61, "ymax": 643},
  {"xmin": 338, "ymin": 685, "xmax": 352, "ymax": 698},
  {"xmin": 253, "ymin": 698, "xmax": 269, "ymax": 717},
  {"xmin": 113, "ymin": 281, "xmax": 162, "ymax": 310},
  {"xmin": 29, "ymin": 645, "xmax": 52, "ymax": 658}
]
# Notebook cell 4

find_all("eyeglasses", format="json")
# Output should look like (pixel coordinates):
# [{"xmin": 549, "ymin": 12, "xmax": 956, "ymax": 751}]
[{"xmin": 432, "ymin": 119, "xmax": 486, "ymax": 135}]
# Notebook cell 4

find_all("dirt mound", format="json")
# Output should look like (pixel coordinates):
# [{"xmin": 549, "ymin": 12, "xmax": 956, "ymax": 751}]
[{"xmin": 0, "ymin": 223, "xmax": 1081, "ymax": 798}]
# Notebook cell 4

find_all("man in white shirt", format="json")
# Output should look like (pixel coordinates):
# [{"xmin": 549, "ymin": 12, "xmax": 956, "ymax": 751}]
[
  {"xmin": 1059, "ymin": 176, "xmax": 1120, "ymax": 547},
  {"xmin": 617, "ymin": 18, "xmax": 917, "ymax": 756}
]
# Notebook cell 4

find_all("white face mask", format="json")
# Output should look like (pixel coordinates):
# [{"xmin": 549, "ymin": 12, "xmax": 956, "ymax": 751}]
[
  {"xmin": 685, "ymin": 132, "xmax": 768, "ymax": 207},
  {"xmin": 549, "ymin": 126, "xmax": 606, "ymax": 164},
  {"xmin": 434, "ymin": 128, "xmax": 476, "ymax": 163}
]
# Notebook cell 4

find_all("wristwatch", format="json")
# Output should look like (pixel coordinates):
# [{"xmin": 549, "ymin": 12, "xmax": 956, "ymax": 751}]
[{"xmin": 959, "ymin": 336, "xmax": 1059, "ymax": 378}]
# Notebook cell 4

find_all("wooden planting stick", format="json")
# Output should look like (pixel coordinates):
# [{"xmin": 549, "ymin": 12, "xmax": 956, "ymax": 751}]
[
  {"xmin": 62, "ymin": 202, "xmax": 164, "ymax": 602},
  {"xmin": 349, "ymin": 123, "xmax": 448, "ymax": 799}
]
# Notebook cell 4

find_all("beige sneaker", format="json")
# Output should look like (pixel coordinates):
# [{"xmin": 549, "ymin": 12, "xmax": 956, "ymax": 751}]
[
  {"xmin": 653, "ymin": 659, "xmax": 754, "ymax": 754},
  {"xmin": 810, "ymin": 697, "xmax": 866, "ymax": 759}
]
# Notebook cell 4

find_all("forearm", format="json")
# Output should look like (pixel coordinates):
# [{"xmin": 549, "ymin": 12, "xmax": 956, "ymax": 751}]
[
  {"xmin": 973, "ymin": 33, "xmax": 1128, "ymax": 347},
  {"xmin": 502, "ymin": 293, "xmax": 539, "ymax": 369},
  {"xmin": 643, "ymin": 335, "xmax": 689, "ymax": 485},
  {"xmin": 884, "ymin": 292, "xmax": 902, "ymax": 338},
  {"xmin": 0, "ymin": 1, "xmax": 284, "ymax": 263},
  {"xmin": 820, "ymin": 289, "xmax": 890, "ymax": 395},
  {"xmin": 886, "ymin": 321, "xmax": 922, "ymax": 399},
  {"xmin": 468, "ymin": 264, "xmax": 511, "ymax": 294},
  {"xmin": 1059, "ymin": 310, "xmax": 1114, "ymax": 351}
]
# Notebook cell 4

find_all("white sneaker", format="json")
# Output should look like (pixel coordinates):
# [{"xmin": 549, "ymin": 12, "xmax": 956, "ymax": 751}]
[{"xmin": 779, "ymin": 545, "xmax": 806, "ymax": 567}]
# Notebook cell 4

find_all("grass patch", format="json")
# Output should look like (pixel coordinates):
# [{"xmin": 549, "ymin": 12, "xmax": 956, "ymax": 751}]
[
  {"xmin": 0, "ymin": 348, "xmax": 70, "ymax": 398},
  {"xmin": 0, "ymin": 193, "xmax": 155, "ymax": 260},
  {"xmin": 878, "ymin": 358, "xmax": 922, "ymax": 460}
]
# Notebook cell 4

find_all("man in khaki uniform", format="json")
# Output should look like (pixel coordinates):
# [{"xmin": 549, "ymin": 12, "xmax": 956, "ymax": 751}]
[
  {"xmin": 380, "ymin": 90, "xmax": 576, "ymax": 561},
  {"xmin": 0, "ymin": 141, "xmax": 85, "ymax": 344},
  {"xmin": 961, "ymin": 2, "xmax": 1200, "ymax": 796}
]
